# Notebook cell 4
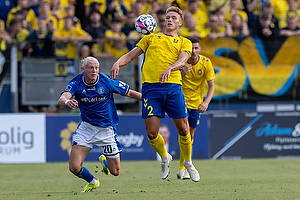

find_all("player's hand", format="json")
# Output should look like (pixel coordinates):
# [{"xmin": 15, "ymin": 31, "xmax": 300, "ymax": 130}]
[
  {"xmin": 66, "ymin": 99, "xmax": 78, "ymax": 109},
  {"xmin": 110, "ymin": 63, "xmax": 120, "ymax": 80},
  {"xmin": 181, "ymin": 64, "xmax": 192, "ymax": 76},
  {"xmin": 159, "ymin": 67, "xmax": 171, "ymax": 83},
  {"xmin": 197, "ymin": 102, "xmax": 208, "ymax": 113}
]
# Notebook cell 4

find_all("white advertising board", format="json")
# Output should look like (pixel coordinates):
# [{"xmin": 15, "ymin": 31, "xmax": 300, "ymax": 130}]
[{"xmin": 0, "ymin": 113, "xmax": 46, "ymax": 163}]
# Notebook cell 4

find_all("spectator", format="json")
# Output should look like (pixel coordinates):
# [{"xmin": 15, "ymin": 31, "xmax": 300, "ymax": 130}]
[
  {"xmin": 161, "ymin": 0, "xmax": 172, "ymax": 12},
  {"xmin": 6, "ymin": 17, "xmax": 30, "ymax": 54},
  {"xmin": 6, "ymin": 17, "xmax": 30, "ymax": 111},
  {"xmin": 28, "ymin": 0, "xmax": 40, "ymax": 16},
  {"xmin": 121, "ymin": 12, "xmax": 139, "ymax": 50},
  {"xmin": 91, "ymin": 36, "xmax": 112, "ymax": 58},
  {"xmin": 58, "ymin": 4, "xmax": 82, "ymax": 30},
  {"xmin": 27, "ymin": 16, "xmax": 54, "ymax": 58},
  {"xmin": 0, "ymin": 19, "xmax": 4, "ymax": 32},
  {"xmin": 252, "ymin": 13, "xmax": 280, "ymax": 39},
  {"xmin": 210, "ymin": 0, "xmax": 244, "ymax": 13},
  {"xmin": 179, "ymin": 13, "xmax": 201, "ymax": 38},
  {"xmin": 79, "ymin": 44, "xmax": 91, "ymax": 58},
  {"xmin": 6, "ymin": 0, "xmax": 38, "ymax": 30},
  {"xmin": 226, "ymin": 0, "xmax": 248, "ymax": 23},
  {"xmin": 104, "ymin": 18, "xmax": 126, "ymax": 53},
  {"xmin": 84, "ymin": 10, "xmax": 108, "ymax": 39},
  {"xmin": 149, "ymin": 0, "xmax": 162, "ymax": 13},
  {"xmin": 13, "ymin": 9, "xmax": 33, "ymax": 32},
  {"xmin": 0, "ymin": 28, "xmax": 12, "ymax": 42},
  {"xmin": 52, "ymin": 16, "xmax": 92, "ymax": 76},
  {"xmin": 271, "ymin": 0, "xmax": 289, "ymax": 21},
  {"xmin": 0, "ymin": 29, "xmax": 11, "ymax": 77},
  {"xmin": 280, "ymin": 13, "xmax": 300, "ymax": 37},
  {"xmin": 185, "ymin": 0, "xmax": 208, "ymax": 38},
  {"xmin": 216, "ymin": 5, "xmax": 227, "ymax": 27},
  {"xmin": 225, "ymin": 13, "xmax": 250, "ymax": 39},
  {"xmin": 84, "ymin": 0, "xmax": 106, "ymax": 17},
  {"xmin": 37, "ymin": 1, "xmax": 58, "ymax": 31},
  {"xmin": 103, "ymin": 0, "xmax": 128, "ymax": 27},
  {"xmin": 279, "ymin": 0, "xmax": 300, "ymax": 29},
  {"xmin": 122, "ymin": 12, "xmax": 136, "ymax": 36},
  {"xmin": 50, "ymin": 0, "xmax": 65, "ymax": 20},
  {"xmin": 132, "ymin": 1, "xmax": 146, "ymax": 17},
  {"xmin": 260, "ymin": 1, "xmax": 279, "ymax": 34},
  {"xmin": 110, "ymin": 37, "xmax": 129, "ymax": 58},
  {"xmin": 206, "ymin": 13, "xmax": 225, "ymax": 42},
  {"xmin": 246, "ymin": 0, "xmax": 263, "ymax": 29},
  {"xmin": 0, "ymin": 0, "xmax": 13, "ymax": 23},
  {"xmin": 154, "ymin": 9, "xmax": 166, "ymax": 33},
  {"xmin": 45, "ymin": 0, "xmax": 69, "ymax": 8}
]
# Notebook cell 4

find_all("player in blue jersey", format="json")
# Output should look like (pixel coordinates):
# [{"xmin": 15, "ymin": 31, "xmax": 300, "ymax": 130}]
[
  {"xmin": 110, "ymin": 7, "xmax": 200, "ymax": 182},
  {"xmin": 58, "ymin": 56, "xmax": 141, "ymax": 193}
]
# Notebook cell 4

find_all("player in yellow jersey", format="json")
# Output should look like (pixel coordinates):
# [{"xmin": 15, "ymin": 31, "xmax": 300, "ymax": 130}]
[
  {"xmin": 110, "ymin": 6, "xmax": 200, "ymax": 182},
  {"xmin": 177, "ymin": 36, "xmax": 215, "ymax": 180}
]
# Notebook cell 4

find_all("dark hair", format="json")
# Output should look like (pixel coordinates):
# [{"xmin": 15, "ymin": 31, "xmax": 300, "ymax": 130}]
[{"xmin": 189, "ymin": 36, "xmax": 200, "ymax": 44}]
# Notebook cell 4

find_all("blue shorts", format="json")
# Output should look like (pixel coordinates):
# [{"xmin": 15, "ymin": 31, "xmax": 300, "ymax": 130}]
[
  {"xmin": 187, "ymin": 108, "xmax": 201, "ymax": 128},
  {"xmin": 142, "ymin": 83, "xmax": 188, "ymax": 119}
]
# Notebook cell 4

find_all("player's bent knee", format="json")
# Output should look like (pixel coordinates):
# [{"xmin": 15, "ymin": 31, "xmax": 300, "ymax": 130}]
[
  {"xmin": 110, "ymin": 169, "xmax": 120, "ymax": 176},
  {"xmin": 147, "ymin": 132, "xmax": 158, "ymax": 140},
  {"xmin": 69, "ymin": 164, "xmax": 81, "ymax": 175}
]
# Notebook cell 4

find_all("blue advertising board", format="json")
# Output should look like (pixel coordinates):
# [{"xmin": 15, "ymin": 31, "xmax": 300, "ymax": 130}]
[
  {"xmin": 46, "ymin": 114, "xmax": 210, "ymax": 162},
  {"xmin": 210, "ymin": 112, "xmax": 300, "ymax": 159}
]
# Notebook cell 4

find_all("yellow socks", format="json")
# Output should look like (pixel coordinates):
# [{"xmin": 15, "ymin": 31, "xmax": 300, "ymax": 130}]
[
  {"xmin": 148, "ymin": 133, "xmax": 167, "ymax": 160},
  {"xmin": 179, "ymin": 134, "xmax": 192, "ymax": 163},
  {"xmin": 179, "ymin": 138, "xmax": 194, "ymax": 169}
]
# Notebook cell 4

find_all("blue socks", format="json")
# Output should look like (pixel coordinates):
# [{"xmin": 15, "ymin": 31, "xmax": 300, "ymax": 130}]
[{"xmin": 77, "ymin": 166, "xmax": 94, "ymax": 182}]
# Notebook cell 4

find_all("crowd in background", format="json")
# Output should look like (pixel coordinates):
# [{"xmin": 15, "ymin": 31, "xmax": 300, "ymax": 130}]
[
  {"xmin": 0, "ymin": 0, "xmax": 300, "ymax": 60},
  {"xmin": 0, "ymin": 0, "xmax": 299, "ymax": 113}
]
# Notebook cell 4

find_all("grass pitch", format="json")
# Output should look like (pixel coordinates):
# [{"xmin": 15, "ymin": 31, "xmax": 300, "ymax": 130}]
[{"xmin": 1, "ymin": 158, "xmax": 300, "ymax": 200}]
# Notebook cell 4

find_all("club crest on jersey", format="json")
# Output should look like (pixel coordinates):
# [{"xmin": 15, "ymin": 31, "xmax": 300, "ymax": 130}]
[
  {"xmin": 98, "ymin": 87, "xmax": 104, "ymax": 94},
  {"xmin": 173, "ymin": 39, "xmax": 179, "ymax": 43},
  {"xmin": 198, "ymin": 69, "xmax": 202, "ymax": 75}
]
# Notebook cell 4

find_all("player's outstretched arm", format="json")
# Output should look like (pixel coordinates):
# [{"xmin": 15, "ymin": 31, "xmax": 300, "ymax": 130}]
[
  {"xmin": 126, "ymin": 89, "xmax": 142, "ymax": 101},
  {"xmin": 58, "ymin": 92, "xmax": 78, "ymax": 109},
  {"xmin": 110, "ymin": 47, "xmax": 143, "ymax": 80}
]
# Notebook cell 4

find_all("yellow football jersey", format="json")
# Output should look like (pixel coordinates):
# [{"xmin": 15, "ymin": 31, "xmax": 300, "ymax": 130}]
[
  {"xmin": 182, "ymin": 55, "xmax": 215, "ymax": 109},
  {"xmin": 136, "ymin": 32, "xmax": 192, "ymax": 84}
]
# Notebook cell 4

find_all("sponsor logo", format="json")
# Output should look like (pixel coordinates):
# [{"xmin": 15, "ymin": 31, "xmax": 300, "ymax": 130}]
[
  {"xmin": 0, "ymin": 127, "xmax": 34, "ymax": 155},
  {"xmin": 117, "ymin": 132, "xmax": 144, "ymax": 148},
  {"xmin": 255, "ymin": 122, "xmax": 300, "ymax": 137}
]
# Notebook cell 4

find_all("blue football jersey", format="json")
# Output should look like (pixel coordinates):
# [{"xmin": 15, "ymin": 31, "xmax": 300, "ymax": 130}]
[{"xmin": 63, "ymin": 73, "xmax": 130, "ymax": 127}]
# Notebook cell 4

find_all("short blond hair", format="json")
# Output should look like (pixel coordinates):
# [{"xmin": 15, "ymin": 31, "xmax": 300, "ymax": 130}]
[
  {"xmin": 166, "ymin": 6, "xmax": 183, "ymax": 21},
  {"xmin": 81, "ymin": 56, "xmax": 99, "ymax": 68}
]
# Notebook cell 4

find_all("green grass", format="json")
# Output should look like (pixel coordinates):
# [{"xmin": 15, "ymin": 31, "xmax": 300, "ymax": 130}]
[{"xmin": 1, "ymin": 159, "xmax": 300, "ymax": 200}]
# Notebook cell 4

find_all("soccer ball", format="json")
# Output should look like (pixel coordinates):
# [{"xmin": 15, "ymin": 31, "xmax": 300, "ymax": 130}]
[{"xmin": 135, "ymin": 14, "xmax": 157, "ymax": 35}]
